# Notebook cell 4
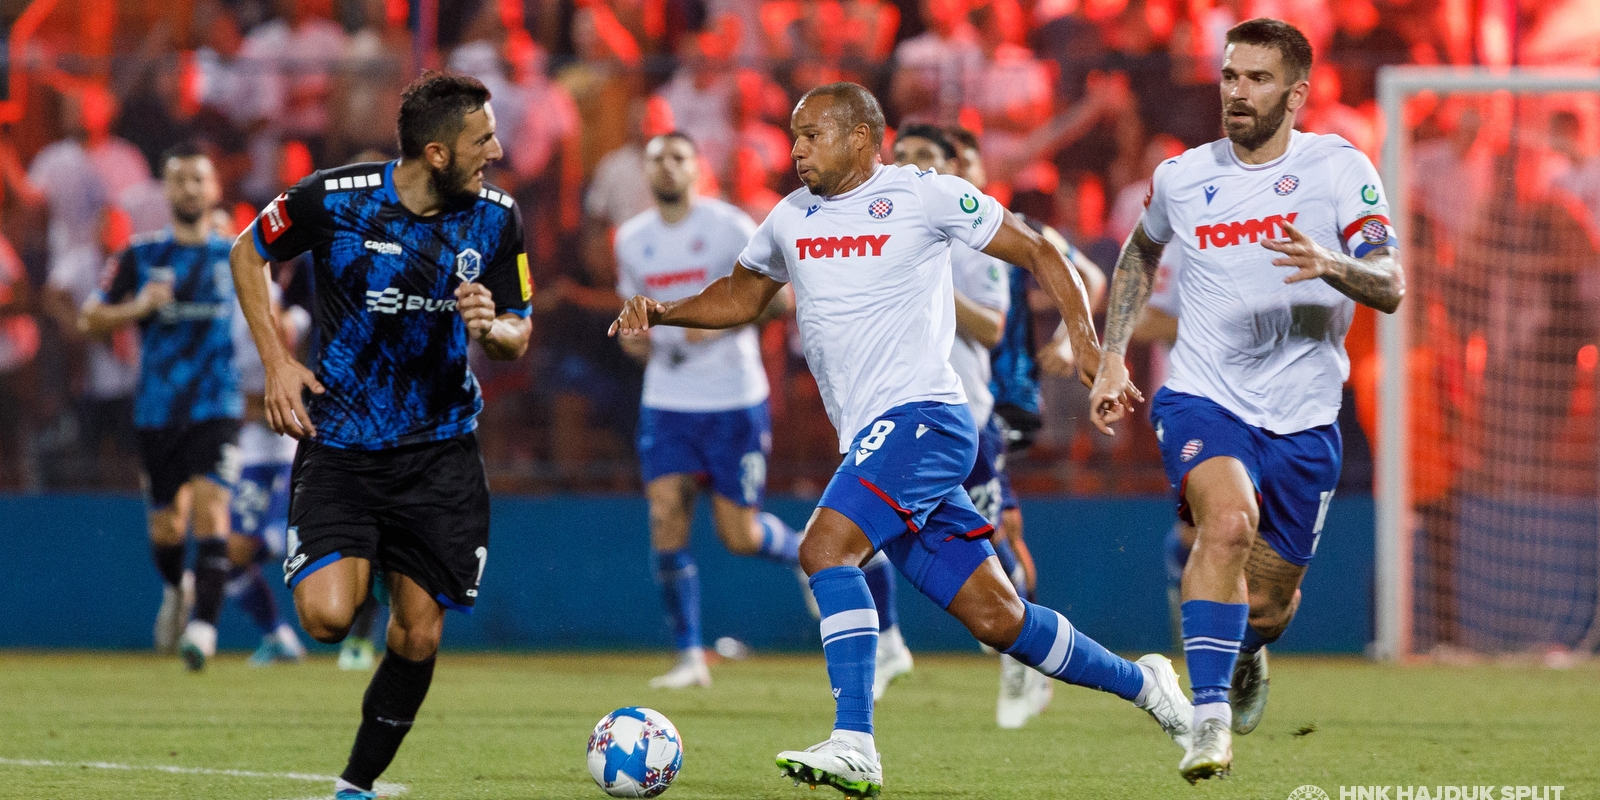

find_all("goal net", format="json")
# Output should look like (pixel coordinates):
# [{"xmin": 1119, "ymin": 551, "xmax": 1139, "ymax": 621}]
[{"xmin": 1375, "ymin": 67, "xmax": 1600, "ymax": 661}]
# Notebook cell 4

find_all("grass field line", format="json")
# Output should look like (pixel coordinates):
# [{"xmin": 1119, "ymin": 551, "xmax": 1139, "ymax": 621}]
[{"xmin": 0, "ymin": 756, "xmax": 407, "ymax": 796}]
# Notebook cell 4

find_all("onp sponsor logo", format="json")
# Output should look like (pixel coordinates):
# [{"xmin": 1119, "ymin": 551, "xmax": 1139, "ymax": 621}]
[
  {"xmin": 795, "ymin": 234, "xmax": 891, "ymax": 260},
  {"xmin": 1194, "ymin": 212, "xmax": 1298, "ymax": 249}
]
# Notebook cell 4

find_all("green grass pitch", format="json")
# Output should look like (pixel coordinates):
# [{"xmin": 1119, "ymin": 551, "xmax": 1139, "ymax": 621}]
[{"xmin": 1, "ymin": 651, "xmax": 1596, "ymax": 799}]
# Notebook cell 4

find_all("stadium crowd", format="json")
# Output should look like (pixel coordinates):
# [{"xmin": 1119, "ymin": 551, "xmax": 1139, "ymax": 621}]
[{"xmin": 0, "ymin": 0, "xmax": 1596, "ymax": 495}]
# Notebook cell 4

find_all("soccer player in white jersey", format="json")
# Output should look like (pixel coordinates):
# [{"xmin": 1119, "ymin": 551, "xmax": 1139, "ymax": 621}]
[
  {"xmin": 613, "ymin": 82, "xmax": 1193, "ymax": 798},
  {"xmin": 227, "ymin": 277, "xmax": 308, "ymax": 665},
  {"xmin": 1088, "ymin": 19, "xmax": 1406, "ymax": 783},
  {"xmin": 614, "ymin": 132, "xmax": 805, "ymax": 689},
  {"xmin": 882, "ymin": 123, "xmax": 1052, "ymax": 729}
]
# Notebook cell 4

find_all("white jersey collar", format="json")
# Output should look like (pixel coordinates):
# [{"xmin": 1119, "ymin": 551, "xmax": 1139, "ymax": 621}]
[
  {"xmin": 1225, "ymin": 130, "xmax": 1300, "ymax": 172},
  {"xmin": 821, "ymin": 164, "xmax": 890, "ymax": 203}
]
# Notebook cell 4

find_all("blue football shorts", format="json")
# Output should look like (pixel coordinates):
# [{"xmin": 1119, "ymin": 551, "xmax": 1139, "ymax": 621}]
[
  {"xmin": 637, "ymin": 401, "xmax": 771, "ymax": 507},
  {"xmin": 962, "ymin": 415, "xmax": 1009, "ymax": 525},
  {"xmin": 818, "ymin": 401, "xmax": 996, "ymax": 608},
  {"xmin": 1150, "ymin": 387, "xmax": 1342, "ymax": 566}
]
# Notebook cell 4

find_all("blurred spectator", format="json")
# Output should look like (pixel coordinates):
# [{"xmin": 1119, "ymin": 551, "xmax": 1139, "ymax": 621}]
[
  {"xmin": 1327, "ymin": 0, "xmax": 1410, "ymax": 105},
  {"xmin": 730, "ymin": 145, "xmax": 782, "ymax": 221},
  {"xmin": 505, "ymin": 36, "xmax": 584, "ymax": 261},
  {"xmin": 1106, "ymin": 133, "xmax": 1184, "ymax": 244},
  {"xmin": 30, "ymin": 91, "xmax": 139, "ymax": 487},
  {"xmin": 654, "ymin": 31, "xmax": 738, "ymax": 181},
  {"xmin": 242, "ymin": 0, "xmax": 348, "ymax": 165},
  {"xmin": 583, "ymin": 98, "xmax": 670, "ymax": 269},
  {"xmin": 1297, "ymin": 64, "xmax": 1376, "ymax": 158},
  {"xmin": 890, "ymin": 0, "xmax": 982, "ymax": 125},
  {"xmin": 966, "ymin": 0, "xmax": 1053, "ymax": 196},
  {"xmin": 0, "ymin": 140, "xmax": 39, "ymax": 489},
  {"xmin": 1412, "ymin": 103, "xmax": 1494, "ymax": 244},
  {"xmin": 561, "ymin": 2, "xmax": 645, "ymax": 173},
  {"xmin": 1553, "ymin": 111, "xmax": 1600, "ymax": 233},
  {"xmin": 330, "ymin": 0, "xmax": 411, "ymax": 163},
  {"xmin": 732, "ymin": 70, "xmax": 792, "ymax": 180}
]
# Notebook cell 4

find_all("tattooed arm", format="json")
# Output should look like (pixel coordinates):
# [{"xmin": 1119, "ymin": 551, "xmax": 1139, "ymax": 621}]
[
  {"xmin": 1086, "ymin": 223, "xmax": 1166, "ymax": 435},
  {"xmin": 1264, "ymin": 221, "xmax": 1405, "ymax": 313}
]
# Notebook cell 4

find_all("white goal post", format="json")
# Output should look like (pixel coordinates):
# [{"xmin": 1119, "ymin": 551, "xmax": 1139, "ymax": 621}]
[{"xmin": 1375, "ymin": 66, "xmax": 1600, "ymax": 661}]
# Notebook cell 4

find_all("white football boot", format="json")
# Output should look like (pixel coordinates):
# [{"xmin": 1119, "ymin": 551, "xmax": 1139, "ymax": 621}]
[
  {"xmin": 996, "ymin": 655, "xmax": 1036, "ymax": 728},
  {"xmin": 777, "ymin": 736, "xmax": 883, "ymax": 798},
  {"xmin": 1230, "ymin": 646, "xmax": 1269, "ymax": 734},
  {"xmin": 1134, "ymin": 654, "xmax": 1194, "ymax": 750},
  {"xmin": 1025, "ymin": 663, "xmax": 1054, "ymax": 717},
  {"xmin": 178, "ymin": 619, "xmax": 216, "ymax": 672},
  {"xmin": 871, "ymin": 626, "xmax": 913, "ymax": 700},
  {"xmin": 649, "ymin": 648, "xmax": 711, "ymax": 689},
  {"xmin": 1179, "ymin": 717, "xmax": 1233, "ymax": 783}
]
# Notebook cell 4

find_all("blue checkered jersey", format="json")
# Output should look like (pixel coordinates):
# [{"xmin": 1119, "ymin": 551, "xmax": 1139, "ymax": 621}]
[
  {"xmin": 250, "ymin": 161, "xmax": 532, "ymax": 450},
  {"xmin": 100, "ymin": 229, "xmax": 243, "ymax": 429}
]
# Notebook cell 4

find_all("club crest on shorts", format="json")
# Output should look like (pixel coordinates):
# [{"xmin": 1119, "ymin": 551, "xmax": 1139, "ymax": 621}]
[
  {"xmin": 455, "ymin": 248, "xmax": 483, "ymax": 282},
  {"xmin": 1181, "ymin": 439, "xmax": 1204, "ymax": 462},
  {"xmin": 868, "ymin": 197, "xmax": 893, "ymax": 219},
  {"xmin": 1274, "ymin": 174, "xmax": 1300, "ymax": 196}
]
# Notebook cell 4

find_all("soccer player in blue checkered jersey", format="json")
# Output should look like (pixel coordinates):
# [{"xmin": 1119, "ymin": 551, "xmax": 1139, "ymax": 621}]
[
  {"xmin": 613, "ymin": 82, "xmax": 1193, "ymax": 798},
  {"xmin": 1088, "ymin": 19, "xmax": 1405, "ymax": 783},
  {"xmin": 614, "ymin": 132, "xmax": 809, "ymax": 689},
  {"xmin": 80, "ymin": 141, "xmax": 243, "ymax": 671},
  {"xmin": 230, "ymin": 72, "xmax": 533, "ymax": 800}
]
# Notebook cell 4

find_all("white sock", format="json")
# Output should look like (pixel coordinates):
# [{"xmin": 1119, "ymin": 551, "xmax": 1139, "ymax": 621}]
[
  {"xmin": 1133, "ymin": 661, "xmax": 1157, "ymax": 707},
  {"xmin": 1194, "ymin": 701, "xmax": 1231, "ymax": 730},
  {"xmin": 832, "ymin": 728, "xmax": 876, "ymax": 758}
]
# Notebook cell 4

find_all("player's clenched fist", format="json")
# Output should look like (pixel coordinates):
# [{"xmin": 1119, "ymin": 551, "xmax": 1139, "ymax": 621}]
[
  {"xmin": 455, "ymin": 281, "xmax": 498, "ymax": 341},
  {"xmin": 608, "ymin": 295, "xmax": 667, "ymax": 337},
  {"xmin": 1086, "ymin": 353, "xmax": 1143, "ymax": 436}
]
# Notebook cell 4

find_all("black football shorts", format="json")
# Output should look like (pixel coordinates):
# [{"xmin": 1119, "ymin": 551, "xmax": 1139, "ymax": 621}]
[
  {"xmin": 136, "ymin": 418, "xmax": 242, "ymax": 508},
  {"xmin": 283, "ymin": 432, "xmax": 491, "ymax": 612}
]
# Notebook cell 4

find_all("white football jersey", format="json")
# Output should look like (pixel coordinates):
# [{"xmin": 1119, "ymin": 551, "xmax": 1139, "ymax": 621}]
[
  {"xmin": 616, "ymin": 198, "xmax": 769, "ymax": 412},
  {"xmin": 949, "ymin": 242, "xmax": 1010, "ymax": 427},
  {"xmin": 739, "ymin": 164, "xmax": 1003, "ymax": 452},
  {"xmin": 1142, "ymin": 130, "xmax": 1397, "ymax": 434}
]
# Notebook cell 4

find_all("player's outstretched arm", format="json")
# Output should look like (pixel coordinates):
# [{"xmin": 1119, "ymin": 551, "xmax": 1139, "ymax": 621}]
[
  {"xmin": 456, "ymin": 282, "xmax": 532, "ymax": 360},
  {"xmin": 77, "ymin": 282, "xmax": 173, "ymax": 337},
  {"xmin": 1087, "ymin": 223, "xmax": 1166, "ymax": 436},
  {"xmin": 229, "ymin": 233, "xmax": 324, "ymax": 439},
  {"xmin": 609, "ymin": 263, "xmax": 784, "ymax": 338},
  {"xmin": 1265, "ymin": 222, "xmax": 1405, "ymax": 313},
  {"xmin": 981, "ymin": 208, "xmax": 1099, "ymax": 384}
]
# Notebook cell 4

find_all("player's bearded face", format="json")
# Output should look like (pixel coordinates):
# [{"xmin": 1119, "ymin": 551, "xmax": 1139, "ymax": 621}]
[
  {"xmin": 430, "ymin": 150, "xmax": 478, "ymax": 200},
  {"xmin": 1224, "ymin": 87, "xmax": 1291, "ymax": 151}
]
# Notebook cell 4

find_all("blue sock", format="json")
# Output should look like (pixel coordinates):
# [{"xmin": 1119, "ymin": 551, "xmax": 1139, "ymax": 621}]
[
  {"xmin": 1181, "ymin": 600, "xmax": 1249, "ymax": 706},
  {"xmin": 862, "ymin": 556, "xmax": 898, "ymax": 632},
  {"xmin": 1240, "ymin": 625, "xmax": 1279, "ymax": 654},
  {"xmin": 655, "ymin": 550, "xmax": 702, "ymax": 651},
  {"xmin": 755, "ymin": 512, "xmax": 801, "ymax": 564},
  {"xmin": 225, "ymin": 563, "xmax": 281, "ymax": 635},
  {"xmin": 1002, "ymin": 601, "xmax": 1146, "ymax": 701},
  {"xmin": 810, "ymin": 566, "xmax": 877, "ymax": 734},
  {"xmin": 1164, "ymin": 524, "xmax": 1190, "ymax": 587}
]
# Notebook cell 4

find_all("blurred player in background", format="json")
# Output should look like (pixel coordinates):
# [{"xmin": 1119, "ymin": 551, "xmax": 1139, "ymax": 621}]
[
  {"xmin": 79, "ymin": 141, "xmax": 242, "ymax": 671},
  {"xmin": 613, "ymin": 131, "xmax": 802, "ymax": 689},
  {"xmin": 614, "ymin": 82, "xmax": 1192, "ymax": 797},
  {"xmin": 232, "ymin": 72, "xmax": 532, "ymax": 800},
  {"xmin": 1089, "ymin": 19, "xmax": 1405, "ymax": 782},
  {"xmin": 226, "ymin": 264, "xmax": 309, "ymax": 667}
]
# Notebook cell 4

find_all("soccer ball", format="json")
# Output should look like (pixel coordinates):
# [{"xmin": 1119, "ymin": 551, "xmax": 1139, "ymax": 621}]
[{"xmin": 586, "ymin": 706, "xmax": 683, "ymax": 797}]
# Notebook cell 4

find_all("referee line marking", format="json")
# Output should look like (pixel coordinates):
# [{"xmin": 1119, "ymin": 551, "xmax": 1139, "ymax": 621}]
[{"xmin": 0, "ymin": 756, "xmax": 407, "ymax": 796}]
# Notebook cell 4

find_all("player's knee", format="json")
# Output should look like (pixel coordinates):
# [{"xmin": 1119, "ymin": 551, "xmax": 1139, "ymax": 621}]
[
  {"xmin": 1249, "ymin": 588, "xmax": 1300, "ymax": 636},
  {"xmin": 390, "ymin": 623, "xmax": 442, "ymax": 661},
  {"xmin": 1195, "ymin": 507, "xmax": 1257, "ymax": 556},
  {"xmin": 965, "ymin": 594, "xmax": 1027, "ymax": 650},
  {"xmin": 719, "ymin": 521, "xmax": 762, "ymax": 556},
  {"xmin": 297, "ymin": 607, "xmax": 354, "ymax": 644}
]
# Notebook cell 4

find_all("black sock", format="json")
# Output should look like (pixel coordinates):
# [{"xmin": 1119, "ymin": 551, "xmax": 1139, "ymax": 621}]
[
  {"xmin": 192, "ymin": 539, "xmax": 230, "ymax": 625},
  {"xmin": 152, "ymin": 542, "xmax": 186, "ymax": 588},
  {"xmin": 341, "ymin": 650, "xmax": 436, "ymax": 790},
  {"xmin": 349, "ymin": 596, "xmax": 380, "ymax": 641}
]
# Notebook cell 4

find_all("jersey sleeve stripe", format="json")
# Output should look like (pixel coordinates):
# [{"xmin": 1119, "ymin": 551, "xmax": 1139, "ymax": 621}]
[{"xmin": 250, "ymin": 221, "xmax": 271, "ymax": 261}]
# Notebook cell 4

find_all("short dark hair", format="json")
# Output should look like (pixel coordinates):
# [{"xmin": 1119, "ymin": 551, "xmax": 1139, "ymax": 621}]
[
  {"xmin": 397, "ymin": 71, "xmax": 493, "ymax": 159},
  {"xmin": 1225, "ymin": 18, "xmax": 1313, "ymax": 82},
  {"xmin": 799, "ymin": 82, "xmax": 887, "ymax": 147},
  {"xmin": 649, "ymin": 131, "xmax": 698, "ymax": 153},
  {"xmin": 159, "ymin": 139, "xmax": 209, "ymax": 170},
  {"xmin": 897, "ymin": 123, "xmax": 955, "ymax": 160},
  {"xmin": 944, "ymin": 126, "xmax": 981, "ymax": 156}
]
